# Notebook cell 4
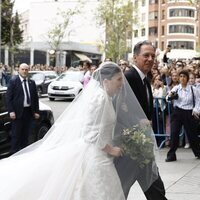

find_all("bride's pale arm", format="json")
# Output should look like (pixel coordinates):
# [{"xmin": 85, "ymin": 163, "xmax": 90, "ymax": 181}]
[{"xmin": 103, "ymin": 144, "xmax": 124, "ymax": 157}]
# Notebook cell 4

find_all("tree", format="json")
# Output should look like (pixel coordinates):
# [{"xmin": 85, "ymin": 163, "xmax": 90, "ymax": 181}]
[
  {"xmin": 46, "ymin": 3, "xmax": 82, "ymax": 67},
  {"xmin": 1, "ymin": 0, "xmax": 13, "ymax": 46},
  {"xmin": 96, "ymin": 0, "xmax": 135, "ymax": 62},
  {"xmin": 1, "ymin": 0, "xmax": 23, "ymax": 68}
]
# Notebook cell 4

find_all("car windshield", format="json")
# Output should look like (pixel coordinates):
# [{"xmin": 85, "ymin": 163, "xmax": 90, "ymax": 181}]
[
  {"xmin": 31, "ymin": 73, "xmax": 45, "ymax": 81},
  {"xmin": 57, "ymin": 72, "xmax": 83, "ymax": 82},
  {"xmin": 28, "ymin": 72, "xmax": 38, "ymax": 79}
]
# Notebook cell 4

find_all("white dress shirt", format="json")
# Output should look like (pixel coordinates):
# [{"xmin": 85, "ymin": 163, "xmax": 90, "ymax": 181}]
[
  {"xmin": 169, "ymin": 84, "xmax": 200, "ymax": 113},
  {"xmin": 19, "ymin": 75, "xmax": 31, "ymax": 107}
]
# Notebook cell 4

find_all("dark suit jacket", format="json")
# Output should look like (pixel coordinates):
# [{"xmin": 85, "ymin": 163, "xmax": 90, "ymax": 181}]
[
  {"xmin": 125, "ymin": 66, "xmax": 153, "ymax": 120},
  {"xmin": 6, "ymin": 75, "xmax": 39, "ymax": 119}
]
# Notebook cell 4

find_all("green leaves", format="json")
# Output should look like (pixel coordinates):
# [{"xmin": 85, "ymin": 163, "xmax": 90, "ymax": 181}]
[
  {"xmin": 1, "ymin": 0, "xmax": 23, "ymax": 46},
  {"xmin": 121, "ymin": 124, "xmax": 154, "ymax": 168},
  {"xmin": 96, "ymin": 0, "xmax": 134, "ymax": 62}
]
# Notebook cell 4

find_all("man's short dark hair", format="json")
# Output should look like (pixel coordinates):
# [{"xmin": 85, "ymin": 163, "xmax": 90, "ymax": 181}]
[{"xmin": 133, "ymin": 41, "xmax": 156, "ymax": 55}]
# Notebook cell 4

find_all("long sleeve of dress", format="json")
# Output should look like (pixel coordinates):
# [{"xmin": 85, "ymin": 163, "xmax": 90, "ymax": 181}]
[{"xmin": 82, "ymin": 88, "xmax": 116, "ymax": 149}]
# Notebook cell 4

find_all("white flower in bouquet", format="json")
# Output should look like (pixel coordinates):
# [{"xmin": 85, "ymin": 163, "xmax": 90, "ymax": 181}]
[{"xmin": 121, "ymin": 124, "xmax": 154, "ymax": 168}]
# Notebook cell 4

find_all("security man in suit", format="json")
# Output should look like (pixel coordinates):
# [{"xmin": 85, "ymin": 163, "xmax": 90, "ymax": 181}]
[
  {"xmin": 6, "ymin": 63, "xmax": 40, "ymax": 154},
  {"xmin": 115, "ymin": 41, "xmax": 167, "ymax": 200}
]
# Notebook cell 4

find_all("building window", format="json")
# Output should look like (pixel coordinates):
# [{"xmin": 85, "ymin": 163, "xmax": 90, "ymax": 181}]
[
  {"xmin": 162, "ymin": 0, "xmax": 165, "ymax": 3},
  {"xmin": 162, "ymin": 10, "xmax": 165, "ymax": 20},
  {"xmin": 162, "ymin": 26, "xmax": 165, "ymax": 35},
  {"xmin": 169, "ymin": 8, "xmax": 195, "ymax": 18},
  {"xmin": 149, "ymin": 0, "xmax": 158, "ymax": 4},
  {"xmin": 168, "ymin": 41, "xmax": 194, "ymax": 50},
  {"xmin": 134, "ymin": 30, "xmax": 138, "ymax": 37},
  {"xmin": 149, "ymin": 27, "xmax": 157, "ymax": 36},
  {"xmin": 169, "ymin": 25, "xmax": 194, "ymax": 34},
  {"xmin": 149, "ymin": 11, "xmax": 158, "ymax": 20},
  {"xmin": 141, "ymin": 28, "xmax": 146, "ymax": 36},
  {"xmin": 161, "ymin": 41, "xmax": 164, "ymax": 51},
  {"xmin": 142, "ymin": 0, "xmax": 146, "ymax": 6},
  {"xmin": 135, "ymin": 0, "xmax": 138, "ymax": 8}
]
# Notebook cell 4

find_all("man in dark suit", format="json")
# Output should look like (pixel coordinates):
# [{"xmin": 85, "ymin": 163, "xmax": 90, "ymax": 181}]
[
  {"xmin": 6, "ymin": 63, "xmax": 40, "ymax": 154},
  {"xmin": 115, "ymin": 41, "xmax": 167, "ymax": 200}
]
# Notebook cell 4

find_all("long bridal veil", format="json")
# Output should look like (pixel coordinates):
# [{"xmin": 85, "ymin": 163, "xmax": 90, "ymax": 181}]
[{"xmin": 0, "ymin": 62, "xmax": 158, "ymax": 199}]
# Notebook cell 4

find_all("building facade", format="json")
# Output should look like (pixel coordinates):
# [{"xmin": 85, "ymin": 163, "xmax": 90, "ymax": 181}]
[
  {"xmin": 132, "ymin": 0, "xmax": 200, "ymax": 60},
  {"xmin": 2, "ymin": 0, "xmax": 102, "ymax": 67}
]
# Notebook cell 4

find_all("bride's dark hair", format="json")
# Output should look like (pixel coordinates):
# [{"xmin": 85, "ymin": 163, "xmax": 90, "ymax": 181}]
[{"xmin": 93, "ymin": 62, "xmax": 121, "ymax": 82}]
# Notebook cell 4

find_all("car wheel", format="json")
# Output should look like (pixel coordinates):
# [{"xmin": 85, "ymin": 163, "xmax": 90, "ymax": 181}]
[
  {"xmin": 49, "ymin": 97, "xmax": 55, "ymax": 101},
  {"xmin": 37, "ymin": 123, "xmax": 50, "ymax": 140},
  {"xmin": 37, "ymin": 87, "xmax": 42, "ymax": 98}
]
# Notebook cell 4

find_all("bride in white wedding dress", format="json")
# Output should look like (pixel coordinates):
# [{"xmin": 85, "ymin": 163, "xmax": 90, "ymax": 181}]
[{"xmin": 0, "ymin": 62, "xmax": 157, "ymax": 200}]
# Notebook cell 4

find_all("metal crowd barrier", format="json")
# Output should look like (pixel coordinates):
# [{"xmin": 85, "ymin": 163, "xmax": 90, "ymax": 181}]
[
  {"xmin": 153, "ymin": 97, "xmax": 170, "ymax": 149},
  {"xmin": 153, "ymin": 97, "xmax": 186, "ymax": 149}
]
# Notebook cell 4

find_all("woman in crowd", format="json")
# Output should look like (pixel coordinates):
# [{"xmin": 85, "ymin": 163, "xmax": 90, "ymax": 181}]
[
  {"xmin": 165, "ymin": 70, "xmax": 200, "ymax": 162},
  {"xmin": 83, "ymin": 60, "xmax": 92, "ymax": 87}
]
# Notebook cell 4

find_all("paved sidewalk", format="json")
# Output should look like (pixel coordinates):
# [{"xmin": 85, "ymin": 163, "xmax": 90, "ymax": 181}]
[{"xmin": 128, "ymin": 148, "xmax": 200, "ymax": 200}]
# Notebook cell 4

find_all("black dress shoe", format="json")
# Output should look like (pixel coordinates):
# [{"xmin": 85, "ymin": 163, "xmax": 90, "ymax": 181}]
[
  {"xmin": 196, "ymin": 155, "xmax": 200, "ymax": 159},
  {"xmin": 165, "ymin": 157, "xmax": 177, "ymax": 162}
]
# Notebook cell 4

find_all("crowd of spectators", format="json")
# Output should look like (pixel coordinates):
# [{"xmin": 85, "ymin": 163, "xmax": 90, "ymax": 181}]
[
  {"xmin": 149, "ymin": 58, "xmax": 200, "ymax": 148},
  {"xmin": 1, "ymin": 54, "xmax": 200, "ymax": 151}
]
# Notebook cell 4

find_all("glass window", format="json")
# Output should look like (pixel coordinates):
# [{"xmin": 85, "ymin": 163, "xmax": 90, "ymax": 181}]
[
  {"xmin": 149, "ymin": 11, "xmax": 158, "ymax": 20},
  {"xmin": 162, "ymin": 26, "xmax": 165, "ymax": 35},
  {"xmin": 169, "ymin": 8, "xmax": 195, "ymax": 18},
  {"xmin": 134, "ymin": 30, "xmax": 138, "ymax": 37},
  {"xmin": 0, "ymin": 92, "xmax": 7, "ymax": 113},
  {"xmin": 141, "ymin": 28, "xmax": 146, "ymax": 36},
  {"xmin": 142, "ymin": 0, "xmax": 146, "ymax": 6},
  {"xmin": 161, "ymin": 41, "xmax": 164, "ymax": 51},
  {"xmin": 149, "ymin": 27, "xmax": 157, "ymax": 36},
  {"xmin": 168, "ymin": 41, "xmax": 194, "ymax": 50},
  {"xmin": 149, "ymin": 0, "xmax": 158, "ymax": 4},
  {"xmin": 169, "ymin": 25, "xmax": 194, "ymax": 34},
  {"xmin": 135, "ymin": 0, "xmax": 138, "ymax": 8},
  {"xmin": 162, "ymin": 10, "xmax": 165, "ymax": 20}
]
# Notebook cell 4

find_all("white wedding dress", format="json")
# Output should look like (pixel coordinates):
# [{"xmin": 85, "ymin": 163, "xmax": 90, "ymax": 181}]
[
  {"xmin": 0, "ymin": 62, "xmax": 158, "ymax": 200},
  {"xmin": 0, "ymin": 87, "xmax": 125, "ymax": 200}
]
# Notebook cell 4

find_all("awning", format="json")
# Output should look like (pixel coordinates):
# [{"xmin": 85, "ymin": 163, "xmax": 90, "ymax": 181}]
[{"xmin": 74, "ymin": 53, "xmax": 92, "ymax": 63}]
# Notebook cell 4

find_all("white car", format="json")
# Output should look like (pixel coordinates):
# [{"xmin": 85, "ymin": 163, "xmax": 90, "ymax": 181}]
[{"xmin": 47, "ymin": 71, "xmax": 84, "ymax": 101}]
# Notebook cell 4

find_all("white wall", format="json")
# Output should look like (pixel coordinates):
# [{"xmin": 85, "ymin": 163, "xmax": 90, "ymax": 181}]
[{"xmin": 27, "ymin": 1, "xmax": 104, "ymax": 43}]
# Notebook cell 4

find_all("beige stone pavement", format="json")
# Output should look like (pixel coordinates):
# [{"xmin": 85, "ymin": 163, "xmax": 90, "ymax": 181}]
[{"xmin": 127, "ymin": 148, "xmax": 200, "ymax": 200}]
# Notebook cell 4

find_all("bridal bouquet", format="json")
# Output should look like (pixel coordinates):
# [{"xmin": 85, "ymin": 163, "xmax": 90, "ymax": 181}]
[{"xmin": 121, "ymin": 124, "xmax": 154, "ymax": 168}]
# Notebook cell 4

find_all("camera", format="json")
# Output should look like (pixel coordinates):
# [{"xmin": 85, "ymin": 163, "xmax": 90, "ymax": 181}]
[{"xmin": 168, "ymin": 91, "xmax": 179, "ymax": 101}]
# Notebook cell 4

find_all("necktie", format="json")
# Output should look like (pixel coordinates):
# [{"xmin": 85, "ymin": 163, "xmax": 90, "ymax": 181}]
[
  {"xmin": 143, "ymin": 77, "xmax": 149, "ymax": 105},
  {"xmin": 23, "ymin": 79, "xmax": 30, "ymax": 104}
]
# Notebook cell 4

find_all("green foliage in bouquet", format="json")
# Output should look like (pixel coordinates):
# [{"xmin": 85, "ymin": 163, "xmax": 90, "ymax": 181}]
[{"xmin": 121, "ymin": 124, "xmax": 154, "ymax": 168}]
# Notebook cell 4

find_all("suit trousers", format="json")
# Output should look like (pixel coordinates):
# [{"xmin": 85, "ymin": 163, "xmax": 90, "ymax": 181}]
[
  {"xmin": 114, "ymin": 156, "xmax": 167, "ymax": 200},
  {"xmin": 167, "ymin": 107, "xmax": 200, "ymax": 158},
  {"xmin": 11, "ymin": 107, "xmax": 33, "ymax": 154}
]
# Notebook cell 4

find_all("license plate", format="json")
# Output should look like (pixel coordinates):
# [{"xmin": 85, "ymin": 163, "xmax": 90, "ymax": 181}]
[{"xmin": 54, "ymin": 91, "xmax": 64, "ymax": 94}]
